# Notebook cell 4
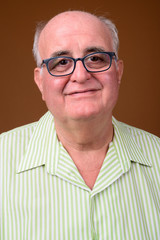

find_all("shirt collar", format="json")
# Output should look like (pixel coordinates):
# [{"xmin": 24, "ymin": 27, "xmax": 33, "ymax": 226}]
[
  {"xmin": 17, "ymin": 111, "xmax": 59, "ymax": 173},
  {"xmin": 17, "ymin": 112, "xmax": 152, "ymax": 174}
]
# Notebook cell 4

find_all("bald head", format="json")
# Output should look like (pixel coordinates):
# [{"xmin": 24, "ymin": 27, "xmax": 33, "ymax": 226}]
[
  {"xmin": 33, "ymin": 11, "xmax": 119, "ymax": 66},
  {"xmin": 46, "ymin": 11, "xmax": 98, "ymax": 28}
]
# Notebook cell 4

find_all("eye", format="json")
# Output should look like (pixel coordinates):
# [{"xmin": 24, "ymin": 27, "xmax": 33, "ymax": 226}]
[
  {"xmin": 87, "ymin": 53, "xmax": 108, "ymax": 64},
  {"xmin": 48, "ymin": 57, "xmax": 73, "ymax": 73},
  {"xmin": 86, "ymin": 54, "xmax": 106, "ymax": 65},
  {"xmin": 53, "ymin": 58, "xmax": 70, "ymax": 68},
  {"xmin": 85, "ymin": 53, "xmax": 111, "ymax": 70},
  {"xmin": 90, "ymin": 56, "xmax": 102, "ymax": 62},
  {"xmin": 57, "ymin": 59, "xmax": 69, "ymax": 65},
  {"xmin": 48, "ymin": 58, "xmax": 71, "ymax": 70}
]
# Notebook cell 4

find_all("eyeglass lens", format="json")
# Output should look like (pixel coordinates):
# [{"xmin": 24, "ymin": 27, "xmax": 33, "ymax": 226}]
[{"xmin": 47, "ymin": 52, "xmax": 112, "ymax": 76}]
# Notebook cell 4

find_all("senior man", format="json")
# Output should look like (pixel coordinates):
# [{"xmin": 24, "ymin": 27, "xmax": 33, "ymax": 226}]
[{"xmin": 0, "ymin": 10, "xmax": 160, "ymax": 240}]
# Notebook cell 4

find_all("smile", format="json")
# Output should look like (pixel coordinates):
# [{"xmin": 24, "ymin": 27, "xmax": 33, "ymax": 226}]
[{"xmin": 66, "ymin": 89, "xmax": 101, "ymax": 96}]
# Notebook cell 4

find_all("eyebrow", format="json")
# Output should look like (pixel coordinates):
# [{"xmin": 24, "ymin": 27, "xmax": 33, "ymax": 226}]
[
  {"xmin": 84, "ymin": 46, "xmax": 106, "ymax": 54},
  {"xmin": 50, "ymin": 50, "xmax": 70, "ymax": 58},
  {"xmin": 49, "ymin": 46, "xmax": 107, "ymax": 58}
]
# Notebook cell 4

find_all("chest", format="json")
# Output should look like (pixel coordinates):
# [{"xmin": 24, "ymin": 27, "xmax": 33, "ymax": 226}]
[{"xmin": 1, "ymin": 164, "xmax": 159, "ymax": 240}]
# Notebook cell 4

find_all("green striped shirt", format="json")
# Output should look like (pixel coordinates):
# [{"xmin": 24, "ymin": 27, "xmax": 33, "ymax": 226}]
[{"xmin": 0, "ymin": 111, "xmax": 160, "ymax": 239}]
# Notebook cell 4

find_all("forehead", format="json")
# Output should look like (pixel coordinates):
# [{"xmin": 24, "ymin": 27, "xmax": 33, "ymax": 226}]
[{"xmin": 39, "ymin": 12, "xmax": 113, "ymax": 58}]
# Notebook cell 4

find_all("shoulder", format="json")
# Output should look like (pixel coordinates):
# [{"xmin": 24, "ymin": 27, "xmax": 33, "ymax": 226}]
[
  {"xmin": 0, "ymin": 122, "xmax": 37, "ymax": 150},
  {"xmin": 0, "ymin": 122, "xmax": 38, "ymax": 172},
  {"xmin": 119, "ymin": 120, "xmax": 159, "ymax": 146},
  {"xmin": 113, "ymin": 117, "xmax": 160, "ymax": 163},
  {"xmin": 0, "ymin": 122, "xmax": 37, "ymax": 138},
  {"xmin": 0, "ymin": 111, "xmax": 54, "ymax": 155},
  {"xmin": 113, "ymin": 117, "xmax": 160, "ymax": 143}
]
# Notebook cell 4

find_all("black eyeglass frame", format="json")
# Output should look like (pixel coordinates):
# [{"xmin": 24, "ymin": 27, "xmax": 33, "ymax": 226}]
[{"xmin": 41, "ymin": 51, "xmax": 117, "ymax": 77}]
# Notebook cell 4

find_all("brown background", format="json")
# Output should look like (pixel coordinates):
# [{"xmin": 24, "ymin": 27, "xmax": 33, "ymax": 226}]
[{"xmin": 1, "ymin": 0, "xmax": 160, "ymax": 136}]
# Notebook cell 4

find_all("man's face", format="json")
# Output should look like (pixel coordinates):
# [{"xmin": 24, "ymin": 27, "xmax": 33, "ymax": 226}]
[{"xmin": 34, "ymin": 12, "xmax": 123, "ymax": 124}]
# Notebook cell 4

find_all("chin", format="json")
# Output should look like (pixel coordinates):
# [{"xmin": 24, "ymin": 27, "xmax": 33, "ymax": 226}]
[{"xmin": 69, "ymin": 108, "xmax": 102, "ymax": 121}]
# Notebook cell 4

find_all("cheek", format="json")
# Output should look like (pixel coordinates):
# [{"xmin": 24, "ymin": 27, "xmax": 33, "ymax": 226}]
[
  {"xmin": 99, "ymin": 71, "xmax": 120, "ymax": 106},
  {"xmin": 42, "ymin": 81, "xmax": 63, "ymax": 115},
  {"xmin": 42, "ymin": 77, "xmax": 68, "ymax": 101},
  {"xmin": 101, "ymin": 70, "xmax": 120, "ymax": 93}
]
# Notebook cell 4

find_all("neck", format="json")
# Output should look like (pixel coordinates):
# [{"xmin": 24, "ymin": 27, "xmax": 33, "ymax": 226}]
[
  {"xmin": 54, "ymin": 115, "xmax": 114, "ymax": 189},
  {"xmin": 54, "ymin": 114, "xmax": 113, "ymax": 151}
]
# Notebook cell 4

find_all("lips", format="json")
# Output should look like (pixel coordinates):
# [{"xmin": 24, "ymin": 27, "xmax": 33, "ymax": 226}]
[{"xmin": 65, "ymin": 88, "xmax": 100, "ymax": 95}]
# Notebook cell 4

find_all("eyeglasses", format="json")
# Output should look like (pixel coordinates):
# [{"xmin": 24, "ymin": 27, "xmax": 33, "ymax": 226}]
[{"xmin": 41, "ymin": 51, "xmax": 117, "ymax": 77}]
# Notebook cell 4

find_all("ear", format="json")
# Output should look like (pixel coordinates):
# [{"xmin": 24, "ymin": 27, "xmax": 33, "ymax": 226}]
[
  {"xmin": 34, "ymin": 67, "xmax": 45, "ymax": 101},
  {"xmin": 116, "ymin": 59, "xmax": 124, "ymax": 84}
]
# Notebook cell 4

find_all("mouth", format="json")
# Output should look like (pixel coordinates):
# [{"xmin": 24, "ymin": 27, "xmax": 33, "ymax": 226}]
[{"xmin": 66, "ymin": 89, "xmax": 100, "ymax": 96}]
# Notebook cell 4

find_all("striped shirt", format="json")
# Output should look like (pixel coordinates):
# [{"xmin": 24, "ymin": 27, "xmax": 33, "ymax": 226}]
[{"xmin": 0, "ymin": 111, "xmax": 160, "ymax": 240}]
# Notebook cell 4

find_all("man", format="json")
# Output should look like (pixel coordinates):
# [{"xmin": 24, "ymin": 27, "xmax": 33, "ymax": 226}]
[{"xmin": 0, "ymin": 10, "xmax": 159, "ymax": 240}]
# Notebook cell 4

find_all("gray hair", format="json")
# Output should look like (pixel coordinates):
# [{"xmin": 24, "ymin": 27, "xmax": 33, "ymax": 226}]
[
  {"xmin": 32, "ymin": 21, "xmax": 47, "ymax": 67},
  {"xmin": 98, "ymin": 16, "xmax": 119, "ymax": 58},
  {"xmin": 32, "ymin": 13, "xmax": 119, "ymax": 67}
]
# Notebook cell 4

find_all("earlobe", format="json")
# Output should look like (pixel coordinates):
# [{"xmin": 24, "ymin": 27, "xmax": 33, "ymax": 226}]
[{"xmin": 34, "ymin": 67, "xmax": 45, "ymax": 100}]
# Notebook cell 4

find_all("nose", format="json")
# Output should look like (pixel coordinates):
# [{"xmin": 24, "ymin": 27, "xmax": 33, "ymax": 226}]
[{"xmin": 69, "ymin": 59, "xmax": 91, "ymax": 83}]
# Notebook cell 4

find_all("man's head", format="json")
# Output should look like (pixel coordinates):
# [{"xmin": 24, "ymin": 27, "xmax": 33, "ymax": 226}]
[{"xmin": 33, "ymin": 11, "xmax": 123, "ymax": 124}]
